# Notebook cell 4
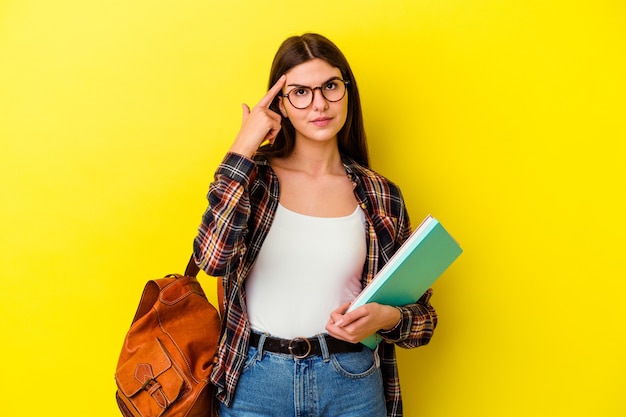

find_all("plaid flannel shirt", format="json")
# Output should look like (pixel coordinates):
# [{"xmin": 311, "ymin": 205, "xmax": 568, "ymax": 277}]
[{"xmin": 194, "ymin": 152, "xmax": 437, "ymax": 417}]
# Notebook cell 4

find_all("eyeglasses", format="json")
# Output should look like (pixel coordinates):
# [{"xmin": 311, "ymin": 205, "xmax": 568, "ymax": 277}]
[{"xmin": 282, "ymin": 78, "xmax": 349, "ymax": 109}]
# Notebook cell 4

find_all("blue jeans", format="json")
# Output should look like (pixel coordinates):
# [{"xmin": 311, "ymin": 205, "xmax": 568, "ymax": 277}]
[{"xmin": 219, "ymin": 333, "xmax": 387, "ymax": 417}]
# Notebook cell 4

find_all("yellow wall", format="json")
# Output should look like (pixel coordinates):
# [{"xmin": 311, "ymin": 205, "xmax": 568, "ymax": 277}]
[{"xmin": 1, "ymin": 1, "xmax": 624, "ymax": 416}]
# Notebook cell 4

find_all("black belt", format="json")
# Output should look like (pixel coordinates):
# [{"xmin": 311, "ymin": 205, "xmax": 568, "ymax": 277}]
[{"xmin": 249, "ymin": 333, "xmax": 362, "ymax": 359}]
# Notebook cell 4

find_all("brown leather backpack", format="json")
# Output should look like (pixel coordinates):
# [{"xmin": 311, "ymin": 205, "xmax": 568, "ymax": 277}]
[{"xmin": 115, "ymin": 257, "xmax": 222, "ymax": 417}]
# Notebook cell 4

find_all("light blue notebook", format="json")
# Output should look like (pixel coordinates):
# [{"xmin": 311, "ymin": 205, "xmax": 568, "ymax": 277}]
[{"xmin": 347, "ymin": 215, "xmax": 462, "ymax": 349}]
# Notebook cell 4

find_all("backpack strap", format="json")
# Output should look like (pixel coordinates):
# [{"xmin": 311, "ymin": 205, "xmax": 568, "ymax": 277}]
[
  {"xmin": 185, "ymin": 254, "xmax": 201, "ymax": 277},
  {"xmin": 185, "ymin": 254, "xmax": 225, "ymax": 317},
  {"xmin": 130, "ymin": 279, "xmax": 169, "ymax": 324}
]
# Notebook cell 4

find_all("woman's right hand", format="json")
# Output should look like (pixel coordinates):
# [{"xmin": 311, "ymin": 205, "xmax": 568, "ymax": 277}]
[{"xmin": 228, "ymin": 75, "xmax": 287, "ymax": 158}]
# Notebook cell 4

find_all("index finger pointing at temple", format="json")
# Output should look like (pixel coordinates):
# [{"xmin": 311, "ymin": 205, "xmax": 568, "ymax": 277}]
[{"xmin": 257, "ymin": 75, "xmax": 286, "ymax": 109}]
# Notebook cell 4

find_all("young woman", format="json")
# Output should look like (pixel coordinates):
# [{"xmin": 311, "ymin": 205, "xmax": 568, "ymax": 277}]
[{"xmin": 194, "ymin": 33, "xmax": 437, "ymax": 417}]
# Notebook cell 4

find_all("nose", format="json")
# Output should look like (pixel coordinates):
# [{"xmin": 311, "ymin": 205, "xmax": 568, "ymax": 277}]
[{"xmin": 311, "ymin": 87, "xmax": 329, "ymax": 111}]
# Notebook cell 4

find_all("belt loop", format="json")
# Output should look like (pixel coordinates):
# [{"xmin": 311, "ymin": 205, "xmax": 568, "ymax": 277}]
[
  {"xmin": 255, "ymin": 332, "xmax": 268, "ymax": 360},
  {"xmin": 317, "ymin": 334, "xmax": 331, "ymax": 362},
  {"xmin": 373, "ymin": 342, "xmax": 381, "ymax": 368}
]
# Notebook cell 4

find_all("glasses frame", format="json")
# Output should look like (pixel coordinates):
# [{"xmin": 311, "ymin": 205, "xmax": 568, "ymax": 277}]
[{"xmin": 282, "ymin": 78, "xmax": 350, "ymax": 110}]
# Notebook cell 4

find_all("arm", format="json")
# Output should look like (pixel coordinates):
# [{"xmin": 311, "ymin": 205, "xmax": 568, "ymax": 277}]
[
  {"xmin": 193, "ymin": 76, "xmax": 287, "ymax": 276},
  {"xmin": 325, "ymin": 290, "xmax": 437, "ymax": 348},
  {"xmin": 378, "ymin": 288, "xmax": 437, "ymax": 348},
  {"xmin": 193, "ymin": 153, "xmax": 256, "ymax": 277}
]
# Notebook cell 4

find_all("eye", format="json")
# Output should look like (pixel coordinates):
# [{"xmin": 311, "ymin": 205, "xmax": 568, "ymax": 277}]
[
  {"xmin": 324, "ymin": 81, "xmax": 339, "ymax": 91},
  {"xmin": 292, "ymin": 88, "xmax": 310, "ymax": 97}
]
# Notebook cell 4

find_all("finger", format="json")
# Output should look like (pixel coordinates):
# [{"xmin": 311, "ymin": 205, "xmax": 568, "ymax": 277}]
[
  {"xmin": 265, "ymin": 124, "xmax": 281, "ymax": 145},
  {"xmin": 241, "ymin": 103, "xmax": 251, "ymax": 122},
  {"xmin": 268, "ymin": 106, "xmax": 286, "ymax": 134},
  {"xmin": 325, "ymin": 320, "xmax": 342, "ymax": 338},
  {"xmin": 336, "ymin": 301, "xmax": 352, "ymax": 313},
  {"xmin": 257, "ymin": 74, "xmax": 286, "ymax": 109},
  {"xmin": 330, "ymin": 302, "xmax": 353, "ymax": 327},
  {"xmin": 325, "ymin": 320, "xmax": 360, "ymax": 344},
  {"xmin": 329, "ymin": 304, "xmax": 348, "ymax": 322},
  {"xmin": 335, "ymin": 305, "xmax": 368, "ymax": 328}
]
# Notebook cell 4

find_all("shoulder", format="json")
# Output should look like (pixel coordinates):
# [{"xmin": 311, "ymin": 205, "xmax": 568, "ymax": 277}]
[
  {"xmin": 344, "ymin": 158, "xmax": 405, "ymax": 210},
  {"xmin": 248, "ymin": 152, "xmax": 277, "ymax": 196},
  {"xmin": 352, "ymin": 164, "xmax": 401, "ymax": 192},
  {"xmin": 345, "ymin": 158, "xmax": 412, "ymax": 252}
]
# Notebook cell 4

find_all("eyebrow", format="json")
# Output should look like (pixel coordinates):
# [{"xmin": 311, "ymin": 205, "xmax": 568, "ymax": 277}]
[{"xmin": 286, "ymin": 76, "xmax": 342, "ymax": 89}]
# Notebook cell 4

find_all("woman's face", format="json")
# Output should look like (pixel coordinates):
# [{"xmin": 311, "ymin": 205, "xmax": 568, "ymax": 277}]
[{"xmin": 278, "ymin": 58, "xmax": 349, "ymax": 145}]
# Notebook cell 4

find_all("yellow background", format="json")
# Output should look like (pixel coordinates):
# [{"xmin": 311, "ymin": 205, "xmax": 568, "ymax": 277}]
[{"xmin": 1, "ymin": 0, "xmax": 625, "ymax": 416}]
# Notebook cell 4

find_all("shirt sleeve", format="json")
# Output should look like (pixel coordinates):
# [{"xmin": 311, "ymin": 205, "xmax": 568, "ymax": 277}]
[
  {"xmin": 378, "ymin": 288, "xmax": 438, "ymax": 348},
  {"xmin": 193, "ymin": 152, "xmax": 256, "ymax": 277}
]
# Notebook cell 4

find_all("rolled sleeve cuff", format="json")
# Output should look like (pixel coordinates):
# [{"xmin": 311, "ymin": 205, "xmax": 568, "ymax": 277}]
[
  {"xmin": 378, "ymin": 306, "xmax": 409, "ymax": 342},
  {"xmin": 216, "ymin": 152, "xmax": 257, "ymax": 187}
]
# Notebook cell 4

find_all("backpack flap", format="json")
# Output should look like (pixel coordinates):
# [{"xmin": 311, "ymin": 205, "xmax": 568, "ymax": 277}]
[{"xmin": 116, "ymin": 338, "xmax": 184, "ymax": 417}]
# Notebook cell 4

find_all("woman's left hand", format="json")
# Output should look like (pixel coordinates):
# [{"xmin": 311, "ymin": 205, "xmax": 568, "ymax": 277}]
[{"xmin": 325, "ymin": 302, "xmax": 401, "ymax": 344}]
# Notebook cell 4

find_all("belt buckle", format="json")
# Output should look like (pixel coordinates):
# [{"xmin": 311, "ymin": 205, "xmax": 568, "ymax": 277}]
[{"xmin": 288, "ymin": 337, "xmax": 312, "ymax": 359}]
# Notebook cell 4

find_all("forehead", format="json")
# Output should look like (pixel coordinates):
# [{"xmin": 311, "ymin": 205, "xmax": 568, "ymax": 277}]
[{"xmin": 284, "ymin": 58, "xmax": 342, "ymax": 86}]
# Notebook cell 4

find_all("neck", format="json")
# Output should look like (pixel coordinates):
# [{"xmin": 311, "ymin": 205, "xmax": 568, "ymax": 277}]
[{"xmin": 280, "ymin": 138, "xmax": 344, "ymax": 176}]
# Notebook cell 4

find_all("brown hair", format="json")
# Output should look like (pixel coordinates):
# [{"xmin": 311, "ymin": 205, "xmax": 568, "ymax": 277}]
[{"xmin": 261, "ymin": 33, "xmax": 370, "ymax": 168}]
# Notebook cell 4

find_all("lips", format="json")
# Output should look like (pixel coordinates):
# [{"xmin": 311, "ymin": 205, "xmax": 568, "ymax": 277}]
[{"xmin": 311, "ymin": 117, "xmax": 332, "ymax": 127}]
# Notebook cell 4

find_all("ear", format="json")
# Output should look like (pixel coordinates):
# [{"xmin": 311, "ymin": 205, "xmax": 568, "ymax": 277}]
[{"xmin": 277, "ymin": 97, "xmax": 289, "ymax": 118}]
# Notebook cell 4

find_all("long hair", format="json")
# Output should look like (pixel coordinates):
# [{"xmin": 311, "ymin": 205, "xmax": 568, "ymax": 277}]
[{"xmin": 261, "ymin": 33, "xmax": 370, "ymax": 168}]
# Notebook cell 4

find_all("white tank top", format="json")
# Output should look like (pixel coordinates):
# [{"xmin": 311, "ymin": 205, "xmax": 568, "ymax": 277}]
[{"xmin": 245, "ymin": 203, "xmax": 366, "ymax": 339}]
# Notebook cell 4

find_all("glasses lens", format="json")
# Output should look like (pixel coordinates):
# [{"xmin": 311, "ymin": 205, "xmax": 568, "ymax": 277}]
[
  {"xmin": 288, "ymin": 88, "xmax": 313, "ymax": 109},
  {"xmin": 287, "ymin": 80, "xmax": 347, "ymax": 109},
  {"xmin": 321, "ymin": 80, "xmax": 347, "ymax": 102}
]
